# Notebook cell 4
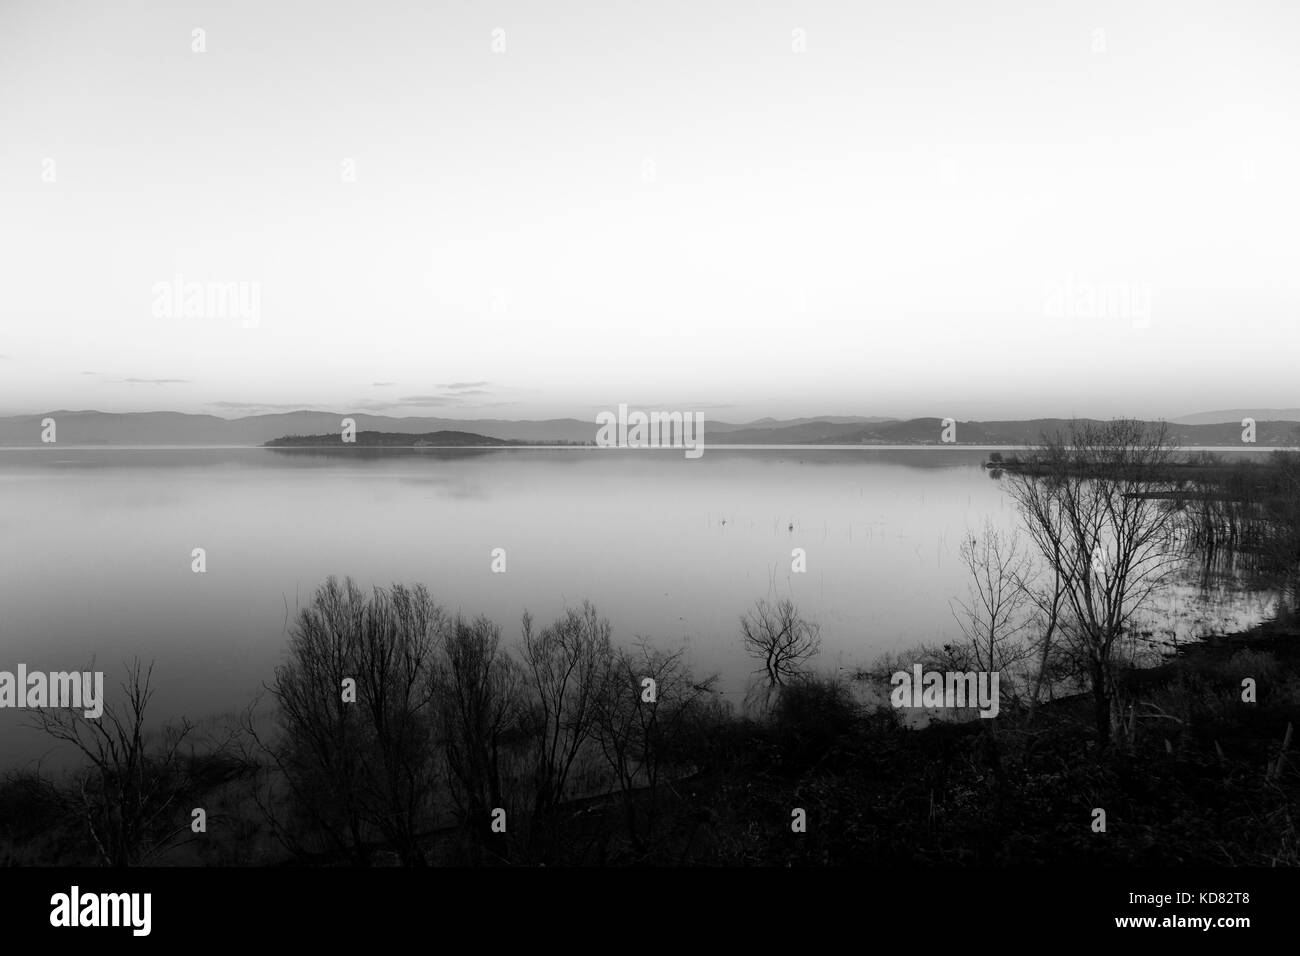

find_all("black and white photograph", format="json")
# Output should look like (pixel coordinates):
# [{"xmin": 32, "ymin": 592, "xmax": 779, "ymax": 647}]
[{"xmin": 1, "ymin": 0, "xmax": 1297, "ymax": 940}]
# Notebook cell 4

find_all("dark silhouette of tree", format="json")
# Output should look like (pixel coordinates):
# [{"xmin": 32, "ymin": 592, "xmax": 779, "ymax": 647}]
[
  {"xmin": 740, "ymin": 598, "xmax": 821, "ymax": 692},
  {"xmin": 518, "ymin": 602, "xmax": 613, "ymax": 827},
  {"xmin": 30, "ymin": 659, "xmax": 198, "ymax": 866},
  {"xmin": 951, "ymin": 521, "xmax": 1035, "ymax": 683},
  {"xmin": 253, "ymin": 577, "xmax": 444, "ymax": 865},
  {"xmin": 592, "ymin": 641, "xmax": 717, "ymax": 851},
  {"xmin": 1006, "ymin": 419, "xmax": 1183, "ymax": 746},
  {"xmin": 438, "ymin": 613, "xmax": 524, "ymax": 858}
]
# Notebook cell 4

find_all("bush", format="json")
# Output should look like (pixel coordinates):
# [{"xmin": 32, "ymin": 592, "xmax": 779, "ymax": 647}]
[
  {"xmin": 769, "ymin": 675, "xmax": 861, "ymax": 758},
  {"xmin": 0, "ymin": 771, "xmax": 71, "ymax": 864}
]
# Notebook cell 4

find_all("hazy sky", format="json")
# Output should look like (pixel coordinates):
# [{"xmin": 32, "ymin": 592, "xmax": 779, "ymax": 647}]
[{"xmin": 2, "ymin": 0, "xmax": 1297, "ymax": 421}]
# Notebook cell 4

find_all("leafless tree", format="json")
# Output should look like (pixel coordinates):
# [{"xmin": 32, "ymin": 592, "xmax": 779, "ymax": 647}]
[
  {"xmin": 29, "ymin": 659, "xmax": 198, "ymax": 866},
  {"xmin": 518, "ymin": 601, "xmax": 613, "ymax": 823},
  {"xmin": 351, "ymin": 582, "xmax": 444, "ymax": 865},
  {"xmin": 1021, "ymin": 513, "xmax": 1072, "ymax": 722},
  {"xmin": 257, "ymin": 577, "xmax": 369, "ymax": 862},
  {"xmin": 592, "ymin": 641, "xmax": 717, "ymax": 850},
  {"xmin": 438, "ymin": 613, "xmax": 525, "ymax": 853},
  {"xmin": 950, "ymin": 521, "xmax": 1036, "ymax": 692},
  {"xmin": 253, "ymin": 577, "xmax": 444, "ymax": 865},
  {"xmin": 740, "ymin": 597, "xmax": 822, "ymax": 692},
  {"xmin": 1005, "ymin": 419, "xmax": 1184, "ymax": 745}
]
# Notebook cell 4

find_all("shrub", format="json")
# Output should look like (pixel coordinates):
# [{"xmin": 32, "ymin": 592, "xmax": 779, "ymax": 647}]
[{"xmin": 770, "ymin": 675, "xmax": 860, "ymax": 757}]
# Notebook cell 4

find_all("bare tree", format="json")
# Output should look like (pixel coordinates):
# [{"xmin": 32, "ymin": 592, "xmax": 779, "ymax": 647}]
[
  {"xmin": 592, "ymin": 641, "xmax": 717, "ymax": 850},
  {"xmin": 518, "ymin": 601, "xmax": 613, "ymax": 823},
  {"xmin": 438, "ymin": 613, "xmax": 525, "ymax": 854},
  {"xmin": 1006, "ymin": 419, "xmax": 1184, "ymax": 745},
  {"xmin": 259, "ymin": 576, "xmax": 369, "ymax": 862},
  {"xmin": 351, "ymin": 583, "xmax": 444, "ymax": 865},
  {"xmin": 29, "ymin": 659, "xmax": 197, "ymax": 866},
  {"xmin": 950, "ymin": 521, "xmax": 1036, "ymax": 691},
  {"xmin": 740, "ymin": 597, "xmax": 821, "ymax": 692},
  {"xmin": 255, "ymin": 577, "xmax": 444, "ymax": 865},
  {"xmin": 1021, "ymin": 515, "xmax": 1071, "ymax": 722}
]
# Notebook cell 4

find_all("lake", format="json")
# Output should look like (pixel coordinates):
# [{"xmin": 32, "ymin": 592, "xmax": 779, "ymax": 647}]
[{"xmin": 0, "ymin": 446, "xmax": 1279, "ymax": 769}]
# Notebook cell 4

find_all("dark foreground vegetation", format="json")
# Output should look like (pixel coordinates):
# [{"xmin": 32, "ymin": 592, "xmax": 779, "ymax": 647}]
[
  {"xmin": 3, "ymin": 603, "xmax": 1298, "ymax": 867},
  {"xmin": 3, "ymin": 421, "xmax": 1299, "ymax": 867}
]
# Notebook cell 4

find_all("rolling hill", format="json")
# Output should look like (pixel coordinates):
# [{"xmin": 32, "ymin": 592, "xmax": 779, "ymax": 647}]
[{"xmin": 2, "ymin": 410, "xmax": 1297, "ymax": 447}]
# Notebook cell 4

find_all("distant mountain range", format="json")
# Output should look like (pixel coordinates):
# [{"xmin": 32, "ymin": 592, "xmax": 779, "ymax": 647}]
[
  {"xmin": 707, "ymin": 418, "xmax": 1300, "ymax": 446},
  {"xmin": 0, "ymin": 411, "xmax": 894, "ymax": 446},
  {"xmin": 1, "ymin": 410, "xmax": 1297, "ymax": 447},
  {"xmin": 1170, "ymin": 409, "xmax": 1300, "ymax": 426},
  {"xmin": 0, "ymin": 411, "xmax": 599, "ymax": 445}
]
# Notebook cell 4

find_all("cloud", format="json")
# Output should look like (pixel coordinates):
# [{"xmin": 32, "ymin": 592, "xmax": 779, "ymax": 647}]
[
  {"xmin": 393, "ymin": 384, "xmax": 493, "ymax": 404},
  {"xmin": 396, "ymin": 395, "xmax": 459, "ymax": 405},
  {"xmin": 396, "ymin": 388, "xmax": 494, "ymax": 404},
  {"xmin": 207, "ymin": 401, "xmax": 320, "ymax": 410},
  {"xmin": 202, "ymin": 388, "xmax": 499, "ymax": 413},
  {"xmin": 78, "ymin": 372, "xmax": 188, "ymax": 383}
]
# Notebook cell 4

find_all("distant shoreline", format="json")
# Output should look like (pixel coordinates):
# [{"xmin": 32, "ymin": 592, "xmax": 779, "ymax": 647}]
[
  {"xmin": 3, "ymin": 412, "xmax": 1298, "ymax": 449},
  {"xmin": 0, "ymin": 444, "xmax": 1293, "ymax": 453}
]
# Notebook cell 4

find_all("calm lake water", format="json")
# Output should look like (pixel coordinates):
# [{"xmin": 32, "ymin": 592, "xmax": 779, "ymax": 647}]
[{"xmin": 0, "ymin": 446, "xmax": 1279, "ymax": 768}]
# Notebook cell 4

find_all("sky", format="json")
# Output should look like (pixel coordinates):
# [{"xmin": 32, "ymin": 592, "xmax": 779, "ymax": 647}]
[{"xmin": 1, "ymin": 0, "xmax": 1298, "ymax": 422}]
